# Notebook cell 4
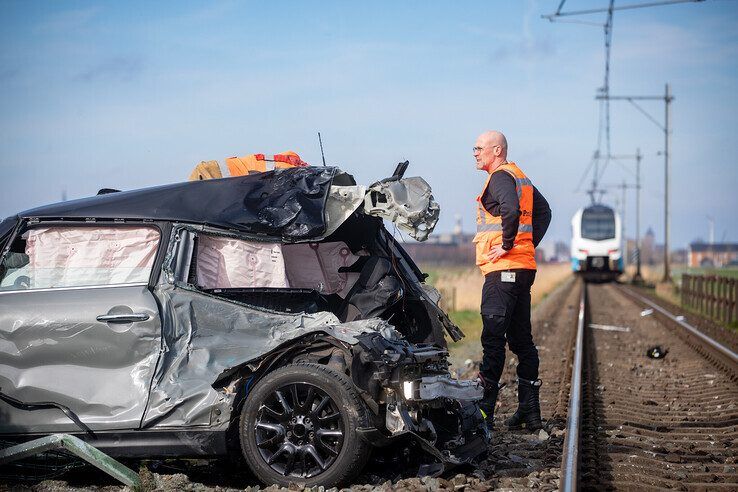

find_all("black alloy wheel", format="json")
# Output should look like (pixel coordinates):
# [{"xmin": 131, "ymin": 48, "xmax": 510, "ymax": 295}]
[
  {"xmin": 240, "ymin": 362, "xmax": 371, "ymax": 488},
  {"xmin": 255, "ymin": 382, "xmax": 343, "ymax": 477}
]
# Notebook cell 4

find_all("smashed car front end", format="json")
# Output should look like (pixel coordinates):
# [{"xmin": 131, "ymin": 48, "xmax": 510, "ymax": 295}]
[{"xmin": 350, "ymin": 332, "xmax": 488, "ymax": 474}]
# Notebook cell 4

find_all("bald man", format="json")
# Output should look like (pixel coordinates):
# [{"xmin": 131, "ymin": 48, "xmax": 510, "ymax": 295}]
[{"xmin": 472, "ymin": 130, "xmax": 551, "ymax": 431}]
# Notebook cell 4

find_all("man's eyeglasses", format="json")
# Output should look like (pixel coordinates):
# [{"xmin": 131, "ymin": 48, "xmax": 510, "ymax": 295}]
[{"xmin": 473, "ymin": 144, "xmax": 499, "ymax": 153}]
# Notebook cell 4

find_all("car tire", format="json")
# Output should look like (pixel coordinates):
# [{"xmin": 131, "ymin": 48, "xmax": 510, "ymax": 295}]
[{"xmin": 239, "ymin": 362, "xmax": 371, "ymax": 488}]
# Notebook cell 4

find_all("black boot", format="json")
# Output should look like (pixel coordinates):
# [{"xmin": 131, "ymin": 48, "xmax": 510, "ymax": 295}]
[
  {"xmin": 477, "ymin": 373, "xmax": 503, "ymax": 430},
  {"xmin": 506, "ymin": 378, "xmax": 543, "ymax": 431}
]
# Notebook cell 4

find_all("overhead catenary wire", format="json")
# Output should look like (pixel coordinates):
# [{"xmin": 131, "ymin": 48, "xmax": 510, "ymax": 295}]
[{"xmin": 542, "ymin": 0, "xmax": 705, "ymax": 20}]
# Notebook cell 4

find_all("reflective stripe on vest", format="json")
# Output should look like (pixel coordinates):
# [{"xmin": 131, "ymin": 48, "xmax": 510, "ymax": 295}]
[
  {"xmin": 514, "ymin": 177, "xmax": 532, "ymax": 198},
  {"xmin": 476, "ymin": 223, "xmax": 533, "ymax": 233}
]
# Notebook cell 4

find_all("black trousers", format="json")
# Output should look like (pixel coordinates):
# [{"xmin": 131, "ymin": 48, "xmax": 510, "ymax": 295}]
[{"xmin": 479, "ymin": 269, "xmax": 539, "ymax": 384}]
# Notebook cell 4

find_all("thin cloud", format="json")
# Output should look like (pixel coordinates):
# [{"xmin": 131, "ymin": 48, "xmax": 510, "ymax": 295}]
[
  {"xmin": 492, "ymin": 36, "xmax": 556, "ymax": 62},
  {"xmin": 75, "ymin": 56, "xmax": 144, "ymax": 83},
  {"xmin": 34, "ymin": 6, "xmax": 101, "ymax": 34},
  {"xmin": 492, "ymin": 0, "xmax": 557, "ymax": 63}
]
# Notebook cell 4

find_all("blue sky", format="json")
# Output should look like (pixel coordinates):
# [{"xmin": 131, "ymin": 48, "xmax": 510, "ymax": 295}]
[{"xmin": 1, "ymin": 0, "xmax": 736, "ymax": 250}]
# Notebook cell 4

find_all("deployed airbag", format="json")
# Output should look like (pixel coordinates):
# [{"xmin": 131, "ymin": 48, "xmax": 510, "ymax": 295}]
[
  {"xmin": 196, "ymin": 236, "xmax": 289, "ymax": 289},
  {"xmin": 282, "ymin": 242, "xmax": 360, "ymax": 294},
  {"xmin": 25, "ymin": 226, "xmax": 159, "ymax": 288}
]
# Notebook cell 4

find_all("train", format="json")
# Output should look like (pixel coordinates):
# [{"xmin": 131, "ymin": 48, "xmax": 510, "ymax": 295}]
[{"xmin": 570, "ymin": 204, "xmax": 623, "ymax": 280}]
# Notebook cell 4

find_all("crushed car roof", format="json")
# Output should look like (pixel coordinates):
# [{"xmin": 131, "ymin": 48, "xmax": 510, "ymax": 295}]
[{"xmin": 17, "ymin": 167, "xmax": 344, "ymax": 241}]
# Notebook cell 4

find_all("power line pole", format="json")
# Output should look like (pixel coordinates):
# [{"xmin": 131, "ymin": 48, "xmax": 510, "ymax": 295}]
[
  {"xmin": 606, "ymin": 149, "xmax": 643, "ymax": 282},
  {"xmin": 663, "ymin": 83, "xmax": 672, "ymax": 282},
  {"xmin": 635, "ymin": 148, "xmax": 643, "ymax": 283},
  {"xmin": 596, "ymin": 86, "xmax": 673, "ymax": 282}
]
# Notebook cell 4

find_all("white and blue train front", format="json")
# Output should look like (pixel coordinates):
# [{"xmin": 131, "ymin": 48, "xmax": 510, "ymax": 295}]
[{"xmin": 571, "ymin": 204, "xmax": 623, "ymax": 278}]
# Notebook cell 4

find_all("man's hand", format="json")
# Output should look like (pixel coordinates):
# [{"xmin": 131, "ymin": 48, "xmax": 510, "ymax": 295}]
[{"xmin": 486, "ymin": 244, "xmax": 509, "ymax": 263}]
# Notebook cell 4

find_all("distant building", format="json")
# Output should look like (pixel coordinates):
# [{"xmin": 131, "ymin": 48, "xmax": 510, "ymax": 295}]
[
  {"xmin": 671, "ymin": 248, "xmax": 688, "ymax": 265},
  {"xmin": 688, "ymin": 243, "xmax": 738, "ymax": 268},
  {"xmin": 400, "ymin": 233, "xmax": 475, "ymax": 265},
  {"xmin": 554, "ymin": 241, "xmax": 569, "ymax": 262}
]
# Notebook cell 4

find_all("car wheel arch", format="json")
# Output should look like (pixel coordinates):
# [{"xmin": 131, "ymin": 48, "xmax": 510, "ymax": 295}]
[{"xmin": 215, "ymin": 333, "xmax": 355, "ymax": 417}]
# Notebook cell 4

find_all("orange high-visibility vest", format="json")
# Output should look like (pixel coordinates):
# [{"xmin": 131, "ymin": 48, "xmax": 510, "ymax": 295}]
[
  {"xmin": 226, "ymin": 151, "xmax": 309, "ymax": 176},
  {"xmin": 473, "ymin": 162, "xmax": 536, "ymax": 274}
]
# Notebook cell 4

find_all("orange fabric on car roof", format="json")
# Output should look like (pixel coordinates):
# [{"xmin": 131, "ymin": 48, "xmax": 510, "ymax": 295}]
[
  {"xmin": 226, "ymin": 155, "xmax": 267, "ymax": 176},
  {"xmin": 274, "ymin": 151, "xmax": 309, "ymax": 169}
]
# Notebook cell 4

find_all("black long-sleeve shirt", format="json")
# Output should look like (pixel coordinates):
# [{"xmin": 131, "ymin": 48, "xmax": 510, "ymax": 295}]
[{"xmin": 481, "ymin": 171, "xmax": 551, "ymax": 250}]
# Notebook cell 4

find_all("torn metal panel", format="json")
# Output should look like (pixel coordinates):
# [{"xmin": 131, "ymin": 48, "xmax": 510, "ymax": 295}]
[
  {"xmin": 364, "ymin": 177, "xmax": 440, "ymax": 242},
  {"xmin": 143, "ymin": 283, "xmax": 399, "ymax": 428},
  {"xmin": 322, "ymin": 185, "xmax": 367, "ymax": 238},
  {"xmin": 418, "ymin": 284, "xmax": 464, "ymax": 343},
  {"xmin": 416, "ymin": 376, "xmax": 483, "ymax": 401}
]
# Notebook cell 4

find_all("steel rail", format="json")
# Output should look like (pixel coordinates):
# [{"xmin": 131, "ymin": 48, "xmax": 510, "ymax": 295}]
[
  {"xmin": 616, "ymin": 285, "xmax": 738, "ymax": 365},
  {"xmin": 561, "ymin": 280, "xmax": 586, "ymax": 492}
]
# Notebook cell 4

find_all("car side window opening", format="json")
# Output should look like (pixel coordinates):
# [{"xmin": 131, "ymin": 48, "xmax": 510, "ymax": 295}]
[
  {"xmin": 0, "ymin": 225, "xmax": 160, "ymax": 291},
  {"xmin": 190, "ymin": 232, "xmax": 411, "ymax": 321},
  {"xmin": 192, "ymin": 233, "xmax": 362, "ymax": 294}
]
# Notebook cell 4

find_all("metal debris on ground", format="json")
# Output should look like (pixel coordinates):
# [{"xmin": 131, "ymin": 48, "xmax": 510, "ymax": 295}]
[
  {"xmin": 645, "ymin": 345, "xmax": 668, "ymax": 359},
  {"xmin": 588, "ymin": 323, "xmax": 630, "ymax": 332},
  {"xmin": 640, "ymin": 308, "xmax": 654, "ymax": 317},
  {"xmin": 0, "ymin": 434, "xmax": 141, "ymax": 489}
]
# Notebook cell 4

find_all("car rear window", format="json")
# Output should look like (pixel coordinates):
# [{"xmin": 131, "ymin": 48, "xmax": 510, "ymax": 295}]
[{"xmin": 0, "ymin": 226, "xmax": 160, "ymax": 291}]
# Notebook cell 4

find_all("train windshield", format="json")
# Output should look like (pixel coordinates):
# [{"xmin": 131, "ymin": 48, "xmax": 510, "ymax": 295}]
[{"xmin": 581, "ymin": 206, "xmax": 616, "ymax": 240}]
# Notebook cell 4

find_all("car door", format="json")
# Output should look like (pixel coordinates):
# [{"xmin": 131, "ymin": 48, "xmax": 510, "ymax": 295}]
[{"xmin": 0, "ymin": 222, "xmax": 163, "ymax": 434}]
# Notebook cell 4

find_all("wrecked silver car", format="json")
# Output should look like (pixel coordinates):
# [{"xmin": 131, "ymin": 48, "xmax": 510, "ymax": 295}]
[{"xmin": 0, "ymin": 165, "xmax": 487, "ymax": 487}]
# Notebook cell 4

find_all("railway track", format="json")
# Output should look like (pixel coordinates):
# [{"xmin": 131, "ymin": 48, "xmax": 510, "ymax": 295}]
[{"xmin": 561, "ymin": 280, "xmax": 738, "ymax": 491}]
